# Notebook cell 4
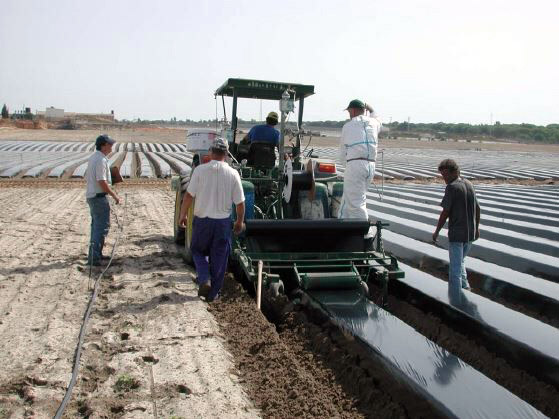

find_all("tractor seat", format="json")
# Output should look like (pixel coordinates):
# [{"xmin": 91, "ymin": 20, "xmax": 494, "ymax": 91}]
[
  {"xmin": 236, "ymin": 142, "xmax": 251, "ymax": 161},
  {"xmin": 248, "ymin": 141, "xmax": 276, "ymax": 169}
]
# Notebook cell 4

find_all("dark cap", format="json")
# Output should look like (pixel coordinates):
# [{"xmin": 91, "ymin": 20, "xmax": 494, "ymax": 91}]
[
  {"xmin": 95, "ymin": 134, "xmax": 116, "ymax": 148},
  {"xmin": 210, "ymin": 137, "xmax": 229, "ymax": 151},
  {"xmin": 345, "ymin": 99, "xmax": 366, "ymax": 110}
]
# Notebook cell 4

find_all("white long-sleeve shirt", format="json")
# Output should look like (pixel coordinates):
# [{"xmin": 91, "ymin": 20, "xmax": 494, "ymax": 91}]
[{"xmin": 338, "ymin": 114, "xmax": 381, "ymax": 164}]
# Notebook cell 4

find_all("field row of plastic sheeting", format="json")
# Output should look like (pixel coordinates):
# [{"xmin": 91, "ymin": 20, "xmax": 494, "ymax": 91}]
[
  {"xmin": 0, "ymin": 141, "xmax": 193, "ymax": 178},
  {"xmin": 385, "ymin": 262, "xmax": 559, "ymax": 387},
  {"xmin": 3, "ymin": 141, "xmax": 556, "ymax": 181},
  {"xmin": 317, "ymin": 146, "xmax": 559, "ymax": 180},
  {"xmin": 364, "ymin": 183, "xmax": 559, "ymax": 279},
  {"xmin": 309, "ymin": 288, "xmax": 548, "ymax": 419}
]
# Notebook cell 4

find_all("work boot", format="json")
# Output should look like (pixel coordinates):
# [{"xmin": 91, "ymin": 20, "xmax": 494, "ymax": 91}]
[
  {"xmin": 205, "ymin": 293, "xmax": 220, "ymax": 303},
  {"xmin": 87, "ymin": 260, "xmax": 102, "ymax": 266},
  {"xmin": 198, "ymin": 282, "xmax": 211, "ymax": 298}
]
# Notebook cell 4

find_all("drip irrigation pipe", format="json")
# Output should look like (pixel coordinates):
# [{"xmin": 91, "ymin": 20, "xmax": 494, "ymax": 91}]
[{"xmin": 54, "ymin": 194, "xmax": 127, "ymax": 419}]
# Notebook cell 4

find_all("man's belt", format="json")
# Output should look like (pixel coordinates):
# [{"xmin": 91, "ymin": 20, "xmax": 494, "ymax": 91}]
[
  {"xmin": 346, "ymin": 157, "xmax": 376, "ymax": 163},
  {"xmin": 95, "ymin": 192, "xmax": 108, "ymax": 198}
]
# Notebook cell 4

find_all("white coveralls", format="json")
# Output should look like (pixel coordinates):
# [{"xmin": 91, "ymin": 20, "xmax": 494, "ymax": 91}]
[{"xmin": 338, "ymin": 114, "xmax": 381, "ymax": 221}]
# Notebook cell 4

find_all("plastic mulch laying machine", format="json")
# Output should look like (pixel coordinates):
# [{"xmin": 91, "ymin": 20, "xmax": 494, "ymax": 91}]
[
  {"xmin": 170, "ymin": 79, "xmax": 554, "ymax": 418},
  {"xmin": 172, "ymin": 78, "xmax": 403, "ymax": 301}
]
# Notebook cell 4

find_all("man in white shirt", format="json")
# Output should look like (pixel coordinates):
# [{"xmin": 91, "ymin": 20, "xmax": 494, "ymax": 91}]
[
  {"xmin": 338, "ymin": 99, "xmax": 381, "ymax": 224},
  {"xmin": 179, "ymin": 138, "xmax": 245, "ymax": 302},
  {"xmin": 86, "ymin": 135, "xmax": 120, "ymax": 265}
]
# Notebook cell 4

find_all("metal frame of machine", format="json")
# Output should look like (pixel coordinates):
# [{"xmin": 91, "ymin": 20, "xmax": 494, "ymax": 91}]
[{"xmin": 172, "ymin": 78, "xmax": 403, "ymax": 300}]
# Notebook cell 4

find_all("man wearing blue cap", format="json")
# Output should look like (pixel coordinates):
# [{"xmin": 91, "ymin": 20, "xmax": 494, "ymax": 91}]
[
  {"xmin": 85, "ymin": 134, "xmax": 120, "ymax": 266},
  {"xmin": 339, "ymin": 99, "xmax": 381, "ymax": 230},
  {"xmin": 178, "ymin": 137, "xmax": 245, "ymax": 302}
]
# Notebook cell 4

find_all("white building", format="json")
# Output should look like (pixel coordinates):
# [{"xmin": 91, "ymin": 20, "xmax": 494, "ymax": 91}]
[{"xmin": 45, "ymin": 107, "xmax": 64, "ymax": 119}]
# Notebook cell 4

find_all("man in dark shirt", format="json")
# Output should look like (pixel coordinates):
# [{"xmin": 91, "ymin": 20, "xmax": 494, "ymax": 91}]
[
  {"xmin": 243, "ymin": 111, "xmax": 280, "ymax": 146},
  {"xmin": 432, "ymin": 159, "xmax": 481, "ymax": 297}
]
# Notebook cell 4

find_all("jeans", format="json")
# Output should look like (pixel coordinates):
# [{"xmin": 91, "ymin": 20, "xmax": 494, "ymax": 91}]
[
  {"xmin": 448, "ymin": 241, "xmax": 472, "ymax": 300},
  {"xmin": 191, "ymin": 216, "xmax": 231, "ymax": 300},
  {"xmin": 87, "ymin": 196, "xmax": 110, "ymax": 263}
]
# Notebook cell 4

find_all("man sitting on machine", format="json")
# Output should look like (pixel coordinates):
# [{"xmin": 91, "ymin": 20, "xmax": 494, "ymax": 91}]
[
  {"xmin": 242, "ymin": 111, "xmax": 280, "ymax": 146},
  {"xmin": 237, "ymin": 111, "xmax": 280, "ymax": 167}
]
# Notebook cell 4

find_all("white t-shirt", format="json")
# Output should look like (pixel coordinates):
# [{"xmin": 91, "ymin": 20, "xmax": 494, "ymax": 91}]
[
  {"xmin": 85, "ymin": 150, "xmax": 112, "ymax": 198},
  {"xmin": 339, "ymin": 114, "xmax": 381, "ymax": 164},
  {"xmin": 187, "ymin": 160, "xmax": 245, "ymax": 219}
]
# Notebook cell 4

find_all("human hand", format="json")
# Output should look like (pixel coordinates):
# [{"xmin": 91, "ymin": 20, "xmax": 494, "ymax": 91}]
[
  {"xmin": 233, "ymin": 221, "xmax": 245, "ymax": 235},
  {"xmin": 179, "ymin": 214, "xmax": 187, "ymax": 228},
  {"xmin": 113, "ymin": 195, "xmax": 120, "ymax": 205},
  {"xmin": 475, "ymin": 229, "xmax": 480, "ymax": 240},
  {"xmin": 432, "ymin": 231, "xmax": 439, "ymax": 242}
]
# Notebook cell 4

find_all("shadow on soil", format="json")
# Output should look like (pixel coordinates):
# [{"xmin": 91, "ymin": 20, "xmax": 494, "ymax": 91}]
[
  {"xmin": 0, "ymin": 239, "xmax": 190, "ymax": 278},
  {"xmin": 96, "ymin": 291, "xmax": 199, "ymax": 318}
]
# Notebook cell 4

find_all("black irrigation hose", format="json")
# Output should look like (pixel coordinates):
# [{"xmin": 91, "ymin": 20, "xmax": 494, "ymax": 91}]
[{"xmin": 54, "ymin": 194, "xmax": 127, "ymax": 419}]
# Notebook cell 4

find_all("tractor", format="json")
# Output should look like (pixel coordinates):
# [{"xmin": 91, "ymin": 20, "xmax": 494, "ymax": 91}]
[{"xmin": 171, "ymin": 78, "xmax": 403, "ymax": 301}]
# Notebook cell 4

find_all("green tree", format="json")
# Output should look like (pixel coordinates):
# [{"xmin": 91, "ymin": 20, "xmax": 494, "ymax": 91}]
[{"xmin": 1, "ymin": 104, "xmax": 8, "ymax": 119}]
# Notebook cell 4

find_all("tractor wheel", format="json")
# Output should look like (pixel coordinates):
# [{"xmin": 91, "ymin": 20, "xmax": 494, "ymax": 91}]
[
  {"xmin": 173, "ymin": 187, "xmax": 185, "ymax": 244},
  {"xmin": 360, "ymin": 280, "xmax": 370, "ymax": 298},
  {"xmin": 182, "ymin": 203, "xmax": 195, "ymax": 266},
  {"xmin": 269, "ymin": 280, "xmax": 285, "ymax": 298}
]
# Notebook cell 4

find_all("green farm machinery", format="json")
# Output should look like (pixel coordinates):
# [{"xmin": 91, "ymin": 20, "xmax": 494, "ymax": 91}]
[{"xmin": 171, "ymin": 78, "xmax": 403, "ymax": 300}]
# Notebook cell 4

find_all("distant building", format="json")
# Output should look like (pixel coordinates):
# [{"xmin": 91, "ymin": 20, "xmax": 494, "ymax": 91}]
[
  {"xmin": 37, "ymin": 107, "xmax": 115, "ymax": 122},
  {"xmin": 12, "ymin": 107, "xmax": 33, "ymax": 120},
  {"xmin": 45, "ymin": 106, "xmax": 64, "ymax": 120}
]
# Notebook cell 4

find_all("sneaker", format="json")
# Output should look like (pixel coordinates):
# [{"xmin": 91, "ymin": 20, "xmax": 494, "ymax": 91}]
[{"xmin": 198, "ymin": 282, "xmax": 211, "ymax": 298}]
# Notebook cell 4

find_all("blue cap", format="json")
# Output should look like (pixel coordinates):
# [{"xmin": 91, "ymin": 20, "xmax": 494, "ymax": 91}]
[{"xmin": 95, "ymin": 134, "xmax": 116, "ymax": 147}]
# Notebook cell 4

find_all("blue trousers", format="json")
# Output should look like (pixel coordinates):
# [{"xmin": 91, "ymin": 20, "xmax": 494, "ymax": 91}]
[
  {"xmin": 191, "ymin": 216, "xmax": 231, "ymax": 300},
  {"xmin": 448, "ymin": 241, "xmax": 472, "ymax": 301},
  {"xmin": 87, "ymin": 196, "xmax": 110, "ymax": 263}
]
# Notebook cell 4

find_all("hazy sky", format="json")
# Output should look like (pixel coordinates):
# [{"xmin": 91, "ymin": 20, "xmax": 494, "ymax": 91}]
[{"xmin": 1, "ymin": 0, "xmax": 558, "ymax": 125}]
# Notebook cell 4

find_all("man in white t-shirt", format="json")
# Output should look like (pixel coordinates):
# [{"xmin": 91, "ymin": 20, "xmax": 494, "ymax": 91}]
[
  {"xmin": 179, "ymin": 137, "xmax": 245, "ymax": 302},
  {"xmin": 339, "ymin": 99, "xmax": 380, "ymax": 228},
  {"xmin": 85, "ymin": 135, "xmax": 120, "ymax": 265}
]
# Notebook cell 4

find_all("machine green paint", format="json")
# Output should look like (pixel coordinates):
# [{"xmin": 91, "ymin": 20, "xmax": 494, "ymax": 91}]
[{"xmin": 172, "ymin": 78, "xmax": 403, "ymax": 299}]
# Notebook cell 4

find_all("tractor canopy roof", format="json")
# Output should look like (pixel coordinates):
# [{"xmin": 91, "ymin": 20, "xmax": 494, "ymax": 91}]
[{"xmin": 215, "ymin": 78, "xmax": 315, "ymax": 100}]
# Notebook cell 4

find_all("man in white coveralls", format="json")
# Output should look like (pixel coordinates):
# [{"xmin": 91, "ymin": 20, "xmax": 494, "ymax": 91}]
[{"xmin": 338, "ymin": 99, "xmax": 380, "ymax": 228}]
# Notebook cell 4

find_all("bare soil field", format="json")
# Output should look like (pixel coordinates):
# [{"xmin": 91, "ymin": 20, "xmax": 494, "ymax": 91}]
[
  {"xmin": 0, "ymin": 183, "xmax": 428, "ymax": 418},
  {"xmin": 0, "ymin": 185, "xmax": 258, "ymax": 418},
  {"xmin": 1, "ymin": 126, "xmax": 559, "ymax": 153},
  {"xmin": 1, "ymin": 129, "xmax": 557, "ymax": 417}
]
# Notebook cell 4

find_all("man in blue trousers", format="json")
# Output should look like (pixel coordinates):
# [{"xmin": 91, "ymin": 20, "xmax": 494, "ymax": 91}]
[
  {"xmin": 432, "ymin": 159, "xmax": 481, "ymax": 302},
  {"xmin": 85, "ymin": 134, "xmax": 120, "ymax": 265},
  {"xmin": 179, "ymin": 137, "xmax": 245, "ymax": 302}
]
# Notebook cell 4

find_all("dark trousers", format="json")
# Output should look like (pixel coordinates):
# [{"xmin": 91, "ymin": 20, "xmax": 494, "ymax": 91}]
[
  {"xmin": 191, "ymin": 216, "xmax": 231, "ymax": 300},
  {"xmin": 87, "ymin": 195, "xmax": 110, "ymax": 263}
]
